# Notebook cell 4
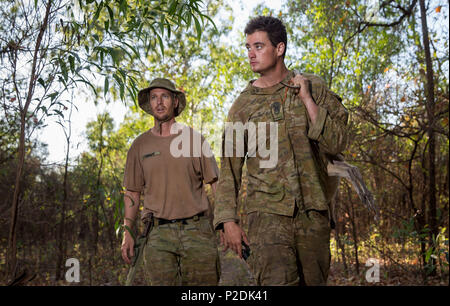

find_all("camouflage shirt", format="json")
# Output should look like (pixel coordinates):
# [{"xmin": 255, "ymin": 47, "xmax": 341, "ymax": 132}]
[{"xmin": 213, "ymin": 71, "xmax": 349, "ymax": 229}]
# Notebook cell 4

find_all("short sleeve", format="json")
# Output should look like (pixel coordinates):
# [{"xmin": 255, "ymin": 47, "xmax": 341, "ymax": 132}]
[
  {"xmin": 123, "ymin": 141, "xmax": 145, "ymax": 192},
  {"xmin": 200, "ymin": 137, "xmax": 219, "ymax": 184}
]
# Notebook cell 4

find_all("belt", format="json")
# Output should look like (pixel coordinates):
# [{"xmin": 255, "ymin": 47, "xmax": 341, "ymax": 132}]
[{"xmin": 154, "ymin": 212, "xmax": 205, "ymax": 226}]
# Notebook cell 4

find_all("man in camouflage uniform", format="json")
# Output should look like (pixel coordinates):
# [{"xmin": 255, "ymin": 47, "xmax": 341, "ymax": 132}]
[
  {"xmin": 214, "ymin": 16, "xmax": 349, "ymax": 285},
  {"xmin": 121, "ymin": 78, "xmax": 220, "ymax": 285}
]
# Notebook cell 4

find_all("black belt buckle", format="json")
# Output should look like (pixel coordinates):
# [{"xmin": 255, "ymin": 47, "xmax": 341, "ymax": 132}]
[{"xmin": 170, "ymin": 219, "xmax": 187, "ymax": 225}]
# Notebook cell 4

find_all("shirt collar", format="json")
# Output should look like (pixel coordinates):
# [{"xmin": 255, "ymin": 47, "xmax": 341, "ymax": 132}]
[{"xmin": 243, "ymin": 70, "xmax": 296, "ymax": 95}]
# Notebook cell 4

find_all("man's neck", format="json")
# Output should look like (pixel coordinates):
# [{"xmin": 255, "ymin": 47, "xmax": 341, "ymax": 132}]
[
  {"xmin": 151, "ymin": 117, "xmax": 176, "ymax": 136},
  {"xmin": 253, "ymin": 62, "xmax": 289, "ymax": 88}
]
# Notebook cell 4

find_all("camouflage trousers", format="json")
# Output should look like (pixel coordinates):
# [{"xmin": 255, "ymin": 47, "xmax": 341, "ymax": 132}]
[
  {"xmin": 143, "ymin": 215, "xmax": 220, "ymax": 285},
  {"xmin": 247, "ymin": 208, "xmax": 331, "ymax": 286}
]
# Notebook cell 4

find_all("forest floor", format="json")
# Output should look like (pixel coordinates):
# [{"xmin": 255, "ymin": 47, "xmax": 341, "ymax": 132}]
[
  {"xmin": 218, "ymin": 248, "xmax": 449, "ymax": 286},
  {"xmin": 327, "ymin": 262, "xmax": 448, "ymax": 286},
  {"xmin": 2, "ymin": 242, "xmax": 448, "ymax": 286}
]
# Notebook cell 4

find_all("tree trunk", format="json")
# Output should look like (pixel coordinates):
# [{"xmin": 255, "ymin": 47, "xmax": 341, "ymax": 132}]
[
  {"xmin": 347, "ymin": 187, "xmax": 360, "ymax": 276},
  {"xmin": 55, "ymin": 110, "xmax": 72, "ymax": 280},
  {"xmin": 6, "ymin": 0, "xmax": 52, "ymax": 280},
  {"xmin": 7, "ymin": 117, "xmax": 26, "ymax": 278},
  {"xmin": 419, "ymin": 0, "xmax": 437, "ymax": 275},
  {"xmin": 93, "ymin": 114, "xmax": 106, "ymax": 256},
  {"xmin": 334, "ymin": 193, "xmax": 349, "ymax": 275}
]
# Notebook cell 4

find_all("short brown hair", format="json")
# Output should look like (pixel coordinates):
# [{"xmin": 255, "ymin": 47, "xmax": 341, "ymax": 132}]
[{"xmin": 244, "ymin": 16, "xmax": 287, "ymax": 58}]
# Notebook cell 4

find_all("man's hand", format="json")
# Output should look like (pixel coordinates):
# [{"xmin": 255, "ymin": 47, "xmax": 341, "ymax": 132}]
[
  {"xmin": 291, "ymin": 73, "xmax": 312, "ymax": 101},
  {"xmin": 222, "ymin": 221, "xmax": 249, "ymax": 259},
  {"xmin": 219, "ymin": 229, "xmax": 225, "ymax": 246},
  {"xmin": 121, "ymin": 190, "xmax": 140, "ymax": 264},
  {"xmin": 121, "ymin": 230, "xmax": 135, "ymax": 265}
]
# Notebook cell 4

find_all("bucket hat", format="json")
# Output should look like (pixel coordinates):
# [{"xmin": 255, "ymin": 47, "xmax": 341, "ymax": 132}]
[{"xmin": 137, "ymin": 78, "xmax": 186, "ymax": 116}]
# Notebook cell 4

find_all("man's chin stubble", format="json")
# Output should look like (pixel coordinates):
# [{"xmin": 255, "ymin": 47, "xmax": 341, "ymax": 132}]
[{"xmin": 154, "ymin": 114, "xmax": 172, "ymax": 122}]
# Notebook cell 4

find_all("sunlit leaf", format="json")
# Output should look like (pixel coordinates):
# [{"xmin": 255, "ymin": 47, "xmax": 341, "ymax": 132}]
[
  {"xmin": 38, "ymin": 78, "xmax": 45, "ymax": 89},
  {"xmin": 104, "ymin": 77, "xmax": 109, "ymax": 97}
]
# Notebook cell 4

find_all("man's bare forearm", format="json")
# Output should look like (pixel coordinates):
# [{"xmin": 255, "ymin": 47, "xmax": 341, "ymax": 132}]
[
  {"xmin": 123, "ymin": 190, "xmax": 141, "ymax": 228},
  {"xmin": 302, "ymin": 95, "xmax": 319, "ymax": 124}
]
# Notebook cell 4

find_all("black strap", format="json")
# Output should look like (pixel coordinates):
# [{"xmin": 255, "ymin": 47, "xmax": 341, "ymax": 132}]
[{"xmin": 155, "ymin": 212, "xmax": 205, "ymax": 226}]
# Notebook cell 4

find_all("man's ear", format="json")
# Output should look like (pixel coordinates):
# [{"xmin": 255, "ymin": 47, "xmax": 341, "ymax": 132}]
[{"xmin": 276, "ymin": 42, "xmax": 285, "ymax": 57}]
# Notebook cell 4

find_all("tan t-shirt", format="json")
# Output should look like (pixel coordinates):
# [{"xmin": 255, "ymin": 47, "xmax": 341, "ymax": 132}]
[{"xmin": 123, "ymin": 124, "xmax": 219, "ymax": 220}]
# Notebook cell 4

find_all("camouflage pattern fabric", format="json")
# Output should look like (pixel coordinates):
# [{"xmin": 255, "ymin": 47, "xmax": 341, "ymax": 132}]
[
  {"xmin": 218, "ymin": 248, "xmax": 256, "ymax": 286},
  {"xmin": 142, "ymin": 215, "xmax": 220, "ymax": 285},
  {"xmin": 214, "ymin": 70, "xmax": 349, "ymax": 226},
  {"xmin": 213, "ymin": 70, "xmax": 349, "ymax": 285},
  {"xmin": 247, "ymin": 210, "xmax": 331, "ymax": 285}
]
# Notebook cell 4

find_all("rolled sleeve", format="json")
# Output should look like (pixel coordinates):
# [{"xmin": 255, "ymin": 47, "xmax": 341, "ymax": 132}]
[
  {"xmin": 307, "ymin": 82, "xmax": 349, "ymax": 155},
  {"xmin": 214, "ymin": 217, "xmax": 239, "ymax": 231},
  {"xmin": 307, "ymin": 105, "xmax": 328, "ymax": 141}
]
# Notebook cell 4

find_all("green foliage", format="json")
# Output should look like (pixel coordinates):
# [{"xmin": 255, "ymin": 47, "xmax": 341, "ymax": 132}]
[
  {"xmin": 0, "ymin": 0, "xmax": 215, "ymax": 141},
  {"xmin": 276, "ymin": 0, "xmax": 449, "ymax": 281},
  {"xmin": 423, "ymin": 227, "xmax": 449, "ymax": 275},
  {"xmin": 72, "ymin": 0, "xmax": 217, "ymax": 102},
  {"xmin": 284, "ymin": 0, "xmax": 407, "ymax": 106},
  {"xmin": 105, "ymin": 1, "xmax": 248, "ymax": 156},
  {"xmin": 0, "ymin": 0, "xmax": 448, "ymax": 285}
]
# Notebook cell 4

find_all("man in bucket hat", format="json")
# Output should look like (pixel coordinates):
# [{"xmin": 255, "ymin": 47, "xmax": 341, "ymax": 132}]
[{"xmin": 121, "ymin": 78, "xmax": 220, "ymax": 285}]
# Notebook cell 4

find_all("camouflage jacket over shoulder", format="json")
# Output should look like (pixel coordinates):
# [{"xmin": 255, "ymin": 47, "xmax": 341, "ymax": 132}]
[{"xmin": 213, "ymin": 71, "xmax": 349, "ymax": 229}]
